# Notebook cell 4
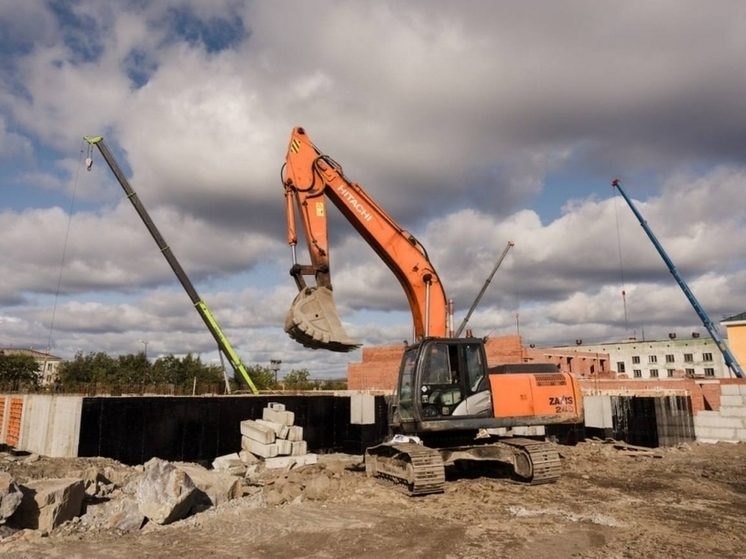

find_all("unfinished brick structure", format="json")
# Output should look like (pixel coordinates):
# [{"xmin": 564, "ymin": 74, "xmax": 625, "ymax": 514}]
[{"xmin": 347, "ymin": 335, "xmax": 611, "ymax": 391}]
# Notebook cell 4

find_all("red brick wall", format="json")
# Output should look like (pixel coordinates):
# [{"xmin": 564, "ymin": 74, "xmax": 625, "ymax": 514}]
[{"xmin": 348, "ymin": 335, "xmax": 531, "ymax": 391}]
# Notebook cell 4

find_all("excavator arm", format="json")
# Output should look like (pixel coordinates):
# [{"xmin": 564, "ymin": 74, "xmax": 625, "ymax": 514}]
[{"xmin": 283, "ymin": 127, "xmax": 449, "ymax": 351}]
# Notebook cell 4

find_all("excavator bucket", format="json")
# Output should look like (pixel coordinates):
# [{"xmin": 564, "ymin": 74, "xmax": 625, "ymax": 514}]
[{"xmin": 284, "ymin": 286, "xmax": 362, "ymax": 352}]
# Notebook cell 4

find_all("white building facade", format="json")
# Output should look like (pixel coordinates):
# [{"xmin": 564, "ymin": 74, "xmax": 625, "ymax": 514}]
[{"xmin": 552, "ymin": 335, "xmax": 730, "ymax": 379}]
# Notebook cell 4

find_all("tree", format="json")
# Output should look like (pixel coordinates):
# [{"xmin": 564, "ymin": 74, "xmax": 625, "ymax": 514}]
[
  {"xmin": 0, "ymin": 353, "xmax": 40, "ymax": 390},
  {"xmin": 59, "ymin": 351, "xmax": 118, "ymax": 385},
  {"xmin": 234, "ymin": 365, "xmax": 278, "ymax": 391},
  {"xmin": 283, "ymin": 368, "xmax": 313, "ymax": 390}
]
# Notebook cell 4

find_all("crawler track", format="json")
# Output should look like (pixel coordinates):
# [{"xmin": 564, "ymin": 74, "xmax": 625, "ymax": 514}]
[{"xmin": 365, "ymin": 442, "xmax": 446, "ymax": 496}]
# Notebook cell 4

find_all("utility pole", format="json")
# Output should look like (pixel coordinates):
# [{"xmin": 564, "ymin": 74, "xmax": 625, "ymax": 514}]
[
  {"xmin": 270, "ymin": 359, "xmax": 282, "ymax": 385},
  {"xmin": 138, "ymin": 339, "xmax": 149, "ymax": 359}
]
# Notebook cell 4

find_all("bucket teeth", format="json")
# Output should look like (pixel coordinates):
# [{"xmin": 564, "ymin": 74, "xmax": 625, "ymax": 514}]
[{"xmin": 284, "ymin": 287, "xmax": 362, "ymax": 352}]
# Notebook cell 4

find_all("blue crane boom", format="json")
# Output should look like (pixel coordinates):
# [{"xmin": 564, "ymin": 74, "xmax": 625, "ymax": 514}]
[{"xmin": 612, "ymin": 179, "xmax": 744, "ymax": 378}]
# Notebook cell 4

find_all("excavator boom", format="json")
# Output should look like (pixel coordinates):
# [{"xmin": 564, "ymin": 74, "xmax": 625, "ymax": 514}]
[{"xmin": 282, "ymin": 127, "xmax": 448, "ymax": 351}]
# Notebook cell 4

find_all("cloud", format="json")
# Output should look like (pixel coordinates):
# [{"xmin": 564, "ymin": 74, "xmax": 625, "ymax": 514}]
[{"xmin": 2, "ymin": 2, "xmax": 745, "ymax": 379}]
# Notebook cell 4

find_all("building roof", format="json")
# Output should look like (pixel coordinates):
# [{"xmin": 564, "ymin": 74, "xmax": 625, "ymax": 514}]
[
  {"xmin": 0, "ymin": 348, "xmax": 63, "ymax": 361},
  {"xmin": 722, "ymin": 311, "xmax": 746, "ymax": 323}
]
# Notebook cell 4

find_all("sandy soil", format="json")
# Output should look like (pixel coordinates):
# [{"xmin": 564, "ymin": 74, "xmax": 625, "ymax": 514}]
[{"xmin": 2, "ymin": 440, "xmax": 746, "ymax": 559}]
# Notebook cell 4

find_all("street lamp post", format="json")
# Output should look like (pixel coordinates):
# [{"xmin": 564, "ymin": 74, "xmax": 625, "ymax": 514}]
[
  {"xmin": 138, "ymin": 339, "xmax": 149, "ymax": 359},
  {"xmin": 270, "ymin": 359, "xmax": 282, "ymax": 385}
]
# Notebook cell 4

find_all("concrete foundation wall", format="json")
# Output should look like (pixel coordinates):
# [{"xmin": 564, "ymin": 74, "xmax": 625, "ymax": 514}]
[{"xmin": 0, "ymin": 395, "xmax": 83, "ymax": 457}]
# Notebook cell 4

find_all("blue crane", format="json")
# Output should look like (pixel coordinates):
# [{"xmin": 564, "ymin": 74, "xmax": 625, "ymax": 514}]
[{"xmin": 612, "ymin": 179, "xmax": 744, "ymax": 378}]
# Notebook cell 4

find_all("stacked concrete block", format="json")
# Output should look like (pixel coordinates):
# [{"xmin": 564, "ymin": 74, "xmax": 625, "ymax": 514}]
[
  {"xmin": 239, "ymin": 402, "xmax": 317, "ymax": 469},
  {"xmin": 694, "ymin": 383, "xmax": 746, "ymax": 443}
]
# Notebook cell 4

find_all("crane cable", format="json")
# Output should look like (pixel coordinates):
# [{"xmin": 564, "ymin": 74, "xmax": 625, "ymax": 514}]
[
  {"xmin": 46, "ymin": 140, "xmax": 86, "ymax": 355},
  {"xmin": 613, "ymin": 187, "xmax": 629, "ymax": 332}
]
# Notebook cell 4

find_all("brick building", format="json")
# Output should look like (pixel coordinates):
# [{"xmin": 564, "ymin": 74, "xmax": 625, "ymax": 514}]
[{"xmin": 347, "ymin": 335, "xmax": 611, "ymax": 391}]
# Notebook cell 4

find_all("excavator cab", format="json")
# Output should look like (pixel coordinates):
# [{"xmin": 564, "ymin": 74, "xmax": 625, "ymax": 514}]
[
  {"xmin": 391, "ymin": 337, "xmax": 583, "ymax": 435},
  {"xmin": 392, "ymin": 338, "xmax": 494, "ymax": 430}
]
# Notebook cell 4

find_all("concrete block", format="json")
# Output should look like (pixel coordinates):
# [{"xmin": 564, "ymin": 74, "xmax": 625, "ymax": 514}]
[
  {"xmin": 694, "ymin": 414, "xmax": 745, "ymax": 429},
  {"xmin": 720, "ymin": 395, "xmax": 745, "ymax": 407},
  {"xmin": 256, "ymin": 419, "xmax": 289, "ymax": 439},
  {"xmin": 262, "ymin": 453, "xmax": 319, "ymax": 470},
  {"xmin": 238, "ymin": 450, "xmax": 260, "ymax": 465},
  {"xmin": 263, "ymin": 456, "xmax": 297, "ymax": 470},
  {"xmin": 513, "ymin": 426, "xmax": 545, "ymax": 437},
  {"xmin": 211, "ymin": 452, "xmax": 245, "ymax": 474},
  {"xmin": 350, "ymin": 393, "xmax": 376, "ymax": 425},
  {"xmin": 268, "ymin": 402, "xmax": 286, "ymax": 411},
  {"xmin": 720, "ymin": 384, "xmax": 743, "ymax": 396},
  {"xmin": 276, "ymin": 438, "xmax": 293, "ymax": 456},
  {"xmin": 721, "ymin": 407, "xmax": 746, "ymax": 418},
  {"xmin": 241, "ymin": 437, "xmax": 278, "ymax": 458},
  {"xmin": 583, "ymin": 395, "xmax": 613, "ymax": 429},
  {"xmin": 240, "ymin": 420, "xmax": 276, "ymax": 444},
  {"xmin": 736, "ymin": 429, "xmax": 746, "ymax": 441},
  {"xmin": 695, "ymin": 426, "xmax": 737, "ymax": 440},
  {"xmin": 291, "ymin": 441, "xmax": 307, "ymax": 456},
  {"xmin": 286, "ymin": 425, "xmax": 303, "ymax": 442},
  {"xmin": 262, "ymin": 407, "xmax": 295, "ymax": 426}
]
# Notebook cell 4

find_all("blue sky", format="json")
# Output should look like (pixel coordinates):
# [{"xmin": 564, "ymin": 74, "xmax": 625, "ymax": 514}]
[{"xmin": 2, "ymin": 1, "xmax": 746, "ymax": 380}]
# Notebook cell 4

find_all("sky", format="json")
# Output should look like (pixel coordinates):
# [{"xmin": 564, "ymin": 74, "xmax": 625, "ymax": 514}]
[{"xmin": 1, "ymin": 1, "xmax": 746, "ymax": 381}]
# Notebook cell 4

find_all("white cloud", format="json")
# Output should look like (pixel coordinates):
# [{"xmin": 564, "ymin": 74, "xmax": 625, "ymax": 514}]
[{"xmin": 2, "ymin": 2, "xmax": 746, "ymax": 379}]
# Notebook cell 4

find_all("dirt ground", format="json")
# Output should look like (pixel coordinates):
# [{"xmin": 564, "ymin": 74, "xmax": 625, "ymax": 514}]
[{"xmin": 2, "ymin": 439, "xmax": 746, "ymax": 559}]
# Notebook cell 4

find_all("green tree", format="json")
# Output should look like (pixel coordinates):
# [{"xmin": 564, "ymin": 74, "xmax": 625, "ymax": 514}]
[
  {"xmin": 233, "ymin": 365, "xmax": 278, "ymax": 391},
  {"xmin": 117, "ymin": 353, "xmax": 151, "ymax": 384},
  {"xmin": 319, "ymin": 378, "xmax": 347, "ymax": 390},
  {"xmin": 0, "ymin": 353, "xmax": 40, "ymax": 390},
  {"xmin": 151, "ymin": 353, "xmax": 224, "ymax": 389},
  {"xmin": 59, "ymin": 351, "xmax": 119, "ymax": 384},
  {"xmin": 283, "ymin": 368, "xmax": 313, "ymax": 390}
]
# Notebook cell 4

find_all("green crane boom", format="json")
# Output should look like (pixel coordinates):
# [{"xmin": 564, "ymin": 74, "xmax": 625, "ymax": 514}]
[{"xmin": 84, "ymin": 136, "xmax": 259, "ymax": 393}]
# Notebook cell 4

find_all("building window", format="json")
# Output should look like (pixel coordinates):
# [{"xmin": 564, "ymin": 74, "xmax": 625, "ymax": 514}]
[
  {"xmin": 704, "ymin": 368, "xmax": 715, "ymax": 377},
  {"xmin": 617, "ymin": 362, "xmax": 626, "ymax": 373},
  {"xmin": 667, "ymin": 369, "xmax": 675, "ymax": 378},
  {"xmin": 685, "ymin": 368, "xmax": 695, "ymax": 376},
  {"xmin": 650, "ymin": 369, "xmax": 659, "ymax": 378},
  {"xmin": 649, "ymin": 355, "xmax": 657, "ymax": 364},
  {"xmin": 632, "ymin": 356, "xmax": 641, "ymax": 364},
  {"xmin": 633, "ymin": 369, "xmax": 642, "ymax": 378},
  {"xmin": 684, "ymin": 354, "xmax": 693, "ymax": 363},
  {"xmin": 702, "ymin": 353, "xmax": 713, "ymax": 362},
  {"xmin": 666, "ymin": 354, "xmax": 674, "ymax": 363}
]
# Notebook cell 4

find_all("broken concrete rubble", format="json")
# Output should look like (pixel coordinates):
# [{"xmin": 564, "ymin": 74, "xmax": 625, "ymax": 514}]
[
  {"xmin": 10, "ymin": 477, "xmax": 85, "ymax": 532},
  {"xmin": 135, "ymin": 457, "xmax": 197, "ymax": 525},
  {"xmin": 175, "ymin": 463, "xmax": 242, "ymax": 508},
  {"xmin": 0, "ymin": 472, "xmax": 23, "ymax": 523}
]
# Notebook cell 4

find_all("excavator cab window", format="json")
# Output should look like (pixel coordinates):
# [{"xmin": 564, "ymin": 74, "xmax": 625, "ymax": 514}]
[
  {"xmin": 396, "ymin": 347, "xmax": 418, "ymax": 420},
  {"xmin": 419, "ymin": 342, "xmax": 464, "ymax": 417},
  {"xmin": 464, "ymin": 343, "xmax": 487, "ymax": 394}
]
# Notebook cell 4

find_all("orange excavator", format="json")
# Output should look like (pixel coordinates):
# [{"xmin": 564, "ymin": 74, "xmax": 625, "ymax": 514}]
[{"xmin": 283, "ymin": 127, "xmax": 583, "ymax": 495}]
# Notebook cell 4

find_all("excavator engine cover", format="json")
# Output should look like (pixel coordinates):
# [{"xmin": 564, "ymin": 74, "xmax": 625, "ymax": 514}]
[{"xmin": 284, "ymin": 286, "xmax": 362, "ymax": 352}]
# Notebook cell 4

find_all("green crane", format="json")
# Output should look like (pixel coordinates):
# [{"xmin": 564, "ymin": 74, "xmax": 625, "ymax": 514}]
[{"xmin": 84, "ymin": 136, "xmax": 259, "ymax": 393}]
